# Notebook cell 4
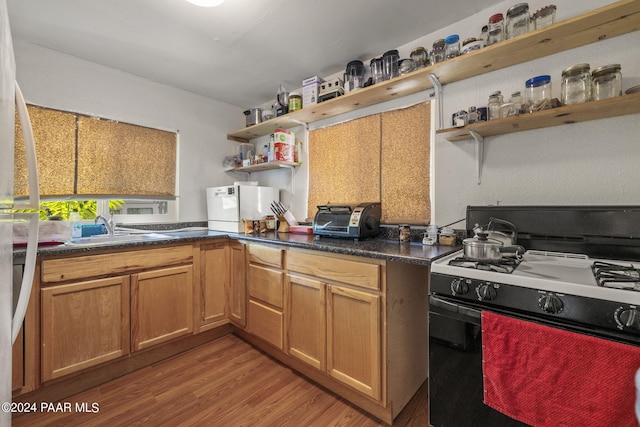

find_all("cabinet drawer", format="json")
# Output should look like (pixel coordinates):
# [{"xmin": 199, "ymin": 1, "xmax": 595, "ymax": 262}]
[
  {"xmin": 248, "ymin": 244, "xmax": 283, "ymax": 269},
  {"xmin": 287, "ymin": 251, "xmax": 381, "ymax": 291},
  {"xmin": 41, "ymin": 245, "xmax": 193, "ymax": 284},
  {"xmin": 248, "ymin": 264, "xmax": 283, "ymax": 308},
  {"xmin": 247, "ymin": 300, "xmax": 283, "ymax": 349}
]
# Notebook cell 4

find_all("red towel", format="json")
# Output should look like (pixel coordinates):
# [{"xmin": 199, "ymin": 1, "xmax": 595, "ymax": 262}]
[{"xmin": 482, "ymin": 311, "xmax": 640, "ymax": 427}]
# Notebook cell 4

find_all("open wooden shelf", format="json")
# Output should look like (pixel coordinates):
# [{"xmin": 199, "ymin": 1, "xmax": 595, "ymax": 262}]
[
  {"xmin": 437, "ymin": 92, "xmax": 640, "ymax": 142},
  {"xmin": 227, "ymin": 0, "xmax": 640, "ymax": 143},
  {"xmin": 230, "ymin": 161, "xmax": 299, "ymax": 173}
]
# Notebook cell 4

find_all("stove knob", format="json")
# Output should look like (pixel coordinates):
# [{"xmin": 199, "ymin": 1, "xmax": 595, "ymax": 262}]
[
  {"xmin": 476, "ymin": 283, "xmax": 497, "ymax": 301},
  {"xmin": 538, "ymin": 293, "xmax": 564, "ymax": 314},
  {"xmin": 450, "ymin": 278, "xmax": 469, "ymax": 295},
  {"xmin": 615, "ymin": 307, "xmax": 640, "ymax": 330}
]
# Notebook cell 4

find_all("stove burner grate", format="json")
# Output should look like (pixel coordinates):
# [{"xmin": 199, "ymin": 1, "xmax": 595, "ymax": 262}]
[
  {"xmin": 448, "ymin": 256, "xmax": 521, "ymax": 274},
  {"xmin": 591, "ymin": 261, "xmax": 640, "ymax": 291}
]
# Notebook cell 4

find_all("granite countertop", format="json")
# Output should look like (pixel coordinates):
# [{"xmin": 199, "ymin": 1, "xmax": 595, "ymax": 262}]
[{"xmin": 13, "ymin": 229, "xmax": 461, "ymax": 266}]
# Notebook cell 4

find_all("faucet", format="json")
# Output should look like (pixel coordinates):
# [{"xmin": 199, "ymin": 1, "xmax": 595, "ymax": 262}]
[{"xmin": 95, "ymin": 214, "xmax": 115, "ymax": 235}]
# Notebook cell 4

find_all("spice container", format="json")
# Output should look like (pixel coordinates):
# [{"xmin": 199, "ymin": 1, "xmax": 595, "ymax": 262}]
[
  {"xmin": 525, "ymin": 75, "xmax": 552, "ymax": 113},
  {"xmin": 561, "ymin": 63, "xmax": 591, "ymax": 105},
  {"xmin": 506, "ymin": 3, "xmax": 530, "ymax": 39},
  {"xmin": 444, "ymin": 35, "xmax": 460, "ymax": 60},
  {"xmin": 592, "ymin": 64, "xmax": 622, "ymax": 101},
  {"xmin": 382, "ymin": 50, "xmax": 400, "ymax": 81},
  {"xmin": 467, "ymin": 106, "xmax": 478, "ymax": 124},
  {"xmin": 439, "ymin": 227, "xmax": 456, "ymax": 246},
  {"xmin": 410, "ymin": 47, "xmax": 429, "ymax": 69},
  {"xmin": 488, "ymin": 91, "xmax": 503, "ymax": 120},
  {"xmin": 430, "ymin": 39, "xmax": 446, "ymax": 64},
  {"xmin": 288, "ymin": 92, "xmax": 302, "ymax": 112},
  {"xmin": 533, "ymin": 5, "xmax": 556, "ymax": 29},
  {"xmin": 487, "ymin": 13, "xmax": 504, "ymax": 46},
  {"xmin": 509, "ymin": 91, "xmax": 523, "ymax": 114}
]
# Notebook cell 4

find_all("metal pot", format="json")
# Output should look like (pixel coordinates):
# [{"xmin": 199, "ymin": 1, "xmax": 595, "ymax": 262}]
[
  {"xmin": 243, "ymin": 108, "xmax": 262, "ymax": 127},
  {"xmin": 463, "ymin": 232, "xmax": 525, "ymax": 262}
]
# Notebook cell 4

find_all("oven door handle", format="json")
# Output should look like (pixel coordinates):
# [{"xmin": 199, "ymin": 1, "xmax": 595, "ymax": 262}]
[{"xmin": 430, "ymin": 295, "xmax": 483, "ymax": 321}]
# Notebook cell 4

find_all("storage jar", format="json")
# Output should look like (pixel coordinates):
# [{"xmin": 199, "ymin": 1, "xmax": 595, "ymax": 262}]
[
  {"xmin": 561, "ymin": 63, "xmax": 591, "ymax": 105},
  {"xmin": 382, "ymin": 50, "xmax": 399, "ymax": 81},
  {"xmin": 399, "ymin": 59, "xmax": 415, "ymax": 75},
  {"xmin": 410, "ymin": 47, "xmax": 429, "ymax": 69},
  {"xmin": 487, "ymin": 13, "xmax": 504, "ymax": 46},
  {"xmin": 444, "ymin": 34, "xmax": 460, "ymax": 60},
  {"xmin": 506, "ymin": 3, "xmax": 530, "ymax": 39},
  {"xmin": 288, "ymin": 92, "xmax": 302, "ymax": 112},
  {"xmin": 533, "ymin": 5, "xmax": 556, "ymax": 30},
  {"xmin": 525, "ymin": 75, "xmax": 552, "ymax": 113},
  {"xmin": 430, "ymin": 39, "xmax": 446, "ymax": 64},
  {"xmin": 488, "ymin": 91, "xmax": 503, "ymax": 120},
  {"xmin": 509, "ymin": 91, "xmax": 523, "ymax": 114},
  {"xmin": 467, "ymin": 106, "xmax": 478, "ymax": 124},
  {"xmin": 592, "ymin": 64, "xmax": 622, "ymax": 101},
  {"xmin": 370, "ymin": 57, "xmax": 384, "ymax": 84}
]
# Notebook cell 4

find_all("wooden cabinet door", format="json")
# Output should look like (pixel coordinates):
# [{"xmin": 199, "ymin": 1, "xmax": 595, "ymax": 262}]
[
  {"xmin": 131, "ymin": 265, "xmax": 193, "ymax": 351},
  {"xmin": 327, "ymin": 284, "xmax": 381, "ymax": 400},
  {"xmin": 200, "ymin": 243, "xmax": 228, "ymax": 328},
  {"xmin": 286, "ymin": 274, "xmax": 326, "ymax": 371},
  {"xmin": 228, "ymin": 241, "xmax": 246, "ymax": 327},
  {"xmin": 12, "ymin": 327, "xmax": 23, "ymax": 391},
  {"xmin": 41, "ymin": 276, "xmax": 130, "ymax": 382}
]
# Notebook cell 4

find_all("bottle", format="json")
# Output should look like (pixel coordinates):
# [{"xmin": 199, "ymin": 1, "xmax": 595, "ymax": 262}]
[
  {"xmin": 488, "ymin": 91, "xmax": 503, "ymax": 120},
  {"xmin": 487, "ymin": 13, "xmax": 504, "ymax": 46},
  {"xmin": 70, "ymin": 209, "xmax": 82, "ymax": 238},
  {"xmin": 288, "ymin": 92, "xmax": 302, "ymax": 112}
]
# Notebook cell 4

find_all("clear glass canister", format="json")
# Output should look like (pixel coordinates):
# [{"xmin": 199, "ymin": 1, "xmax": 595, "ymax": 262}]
[
  {"xmin": 592, "ymin": 64, "xmax": 622, "ymax": 101},
  {"xmin": 487, "ymin": 13, "xmax": 504, "ymax": 46},
  {"xmin": 506, "ymin": 3, "xmax": 530, "ymax": 39},
  {"xmin": 431, "ymin": 39, "xmax": 446, "ymax": 64},
  {"xmin": 467, "ymin": 106, "xmax": 478, "ymax": 124},
  {"xmin": 398, "ymin": 59, "xmax": 415, "ymax": 75},
  {"xmin": 382, "ymin": 49, "xmax": 399, "ymax": 81},
  {"xmin": 410, "ymin": 47, "xmax": 429, "ymax": 69},
  {"xmin": 533, "ymin": 5, "xmax": 556, "ymax": 30},
  {"xmin": 509, "ymin": 91, "xmax": 523, "ymax": 114},
  {"xmin": 561, "ymin": 63, "xmax": 591, "ymax": 105},
  {"xmin": 525, "ymin": 75, "xmax": 552, "ymax": 113},
  {"xmin": 370, "ymin": 57, "xmax": 384, "ymax": 84},
  {"xmin": 488, "ymin": 91, "xmax": 503, "ymax": 120},
  {"xmin": 444, "ymin": 34, "xmax": 460, "ymax": 60}
]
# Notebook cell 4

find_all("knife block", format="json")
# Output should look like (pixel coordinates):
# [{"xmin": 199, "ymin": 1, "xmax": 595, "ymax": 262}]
[{"xmin": 277, "ymin": 216, "xmax": 290, "ymax": 233}]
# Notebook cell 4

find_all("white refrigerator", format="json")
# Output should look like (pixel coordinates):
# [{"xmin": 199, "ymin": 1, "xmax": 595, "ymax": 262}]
[{"xmin": 1, "ymin": 1, "xmax": 40, "ymax": 425}]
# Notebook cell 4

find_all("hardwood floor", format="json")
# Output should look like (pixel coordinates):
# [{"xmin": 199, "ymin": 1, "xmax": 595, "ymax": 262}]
[{"xmin": 12, "ymin": 335, "xmax": 429, "ymax": 426}]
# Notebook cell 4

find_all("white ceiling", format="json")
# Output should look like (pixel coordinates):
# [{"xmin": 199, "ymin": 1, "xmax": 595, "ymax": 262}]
[{"xmin": 7, "ymin": 0, "xmax": 503, "ymax": 109}]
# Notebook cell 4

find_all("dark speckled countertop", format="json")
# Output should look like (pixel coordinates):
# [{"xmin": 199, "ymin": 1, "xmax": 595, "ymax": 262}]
[{"xmin": 13, "ymin": 229, "xmax": 461, "ymax": 266}]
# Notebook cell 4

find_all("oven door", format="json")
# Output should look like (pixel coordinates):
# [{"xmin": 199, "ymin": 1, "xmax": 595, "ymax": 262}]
[{"xmin": 429, "ymin": 295, "xmax": 529, "ymax": 427}]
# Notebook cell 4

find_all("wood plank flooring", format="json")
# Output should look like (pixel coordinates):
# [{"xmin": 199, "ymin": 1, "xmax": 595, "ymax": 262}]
[{"xmin": 12, "ymin": 335, "xmax": 429, "ymax": 426}]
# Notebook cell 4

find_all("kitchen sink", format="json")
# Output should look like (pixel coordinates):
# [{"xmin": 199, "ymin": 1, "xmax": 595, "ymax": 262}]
[{"xmin": 65, "ymin": 232, "xmax": 174, "ymax": 247}]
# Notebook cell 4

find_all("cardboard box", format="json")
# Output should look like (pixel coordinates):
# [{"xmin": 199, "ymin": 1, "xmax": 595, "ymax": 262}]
[{"xmin": 302, "ymin": 75, "xmax": 324, "ymax": 107}]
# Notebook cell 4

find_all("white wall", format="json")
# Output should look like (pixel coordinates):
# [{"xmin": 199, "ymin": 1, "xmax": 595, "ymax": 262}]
[
  {"xmin": 14, "ymin": 38, "xmax": 245, "ymax": 222},
  {"xmin": 14, "ymin": 0, "xmax": 640, "ymax": 226}
]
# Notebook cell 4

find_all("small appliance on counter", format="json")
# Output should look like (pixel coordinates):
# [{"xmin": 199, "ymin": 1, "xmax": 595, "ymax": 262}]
[
  {"xmin": 206, "ymin": 182, "xmax": 279, "ymax": 232},
  {"xmin": 312, "ymin": 202, "xmax": 381, "ymax": 240}
]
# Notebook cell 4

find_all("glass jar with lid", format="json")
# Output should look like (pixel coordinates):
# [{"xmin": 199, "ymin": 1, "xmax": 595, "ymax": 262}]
[
  {"xmin": 533, "ymin": 5, "xmax": 556, "ymax": 30},
  {"xmin": 561, "ymin": 63, "xmax": 591, "ymax": 105},
  {"xmin": 444, "ymin": 34, "xmax": 460, "ymax": 60},
  {"xmin": 506, "ymin": 3, "xmax": 530, "ymax": 39},
  {"xmin": 488, "ymin": 91, "xmax": 504, "ymax": 120},
  {"xmin": 525, "ymin": 75, "xmax": 552, "ymax": 113},
  {"xmin": 487, "ymin": 13, "xmax": 504, "ymax": 46},
  {"xmin": 410, "ymin": 47, "xmax": 429, "ymax": 69},
  {"xmin": 431, "ymin": 39, "xmax": 446, "ymax": 64},
  {"xmin": 467, "ymin": 106, "xmax": 478, "ymax": 124},
  {"xmin": 591, "ymin": 64, "xmax": 622, "ymax": 101},
  {"xmin": 398, "ymin": 59, "xmax": 415, "ymax": 75},
  {"xmin": 509, "ymin": 91, "xmax": 524, "ymax": 114},
  {"xmin": 382, "ymin": 50, "xmax": 400, "ymax": 81}
]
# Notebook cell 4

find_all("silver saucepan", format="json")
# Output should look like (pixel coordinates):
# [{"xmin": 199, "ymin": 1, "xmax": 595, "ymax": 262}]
[{"xmin": 463, "ymin": 232, "xmax": 525, "ymax": 262}]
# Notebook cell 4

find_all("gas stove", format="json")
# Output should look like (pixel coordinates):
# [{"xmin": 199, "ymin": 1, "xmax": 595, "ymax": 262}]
[{"xmin": 432, "ymin": 250, "xmax": 640, "ymax": 306}]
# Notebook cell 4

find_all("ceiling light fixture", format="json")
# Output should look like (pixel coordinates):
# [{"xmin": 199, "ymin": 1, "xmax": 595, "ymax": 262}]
[{"xmin": 185, "ymin": 0, "xmax": 224, "ymax": 7}]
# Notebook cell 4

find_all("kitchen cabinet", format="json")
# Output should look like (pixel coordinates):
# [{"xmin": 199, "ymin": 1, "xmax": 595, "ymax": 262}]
[
  {"xmin": 286, "ymin": 250, "xmax": 382, "ymax": 400},
  {"xmin": 12, "ymin": 262, "xmax": 38, "ymax": 395},
  {"xmin": 131, "ymin": 265, "xmax": 194, "ymax": 351},
  {"xmin": 40, "ymin": 245, "xmax": 193, "ymax": 381},
  {"xmin": 228, "ymin": 241, "xmax": 247, "ymax": 327},
  {"xmin": 246, "ymin": 243, "xmax": 285, "ymax": 349},
  {"xmin": 41, "ymin": 276, "xmax": 130, "ymax": 382},
  {"xmin": 227, "ymin": 0, "xmax": 640, "ymax": 143}
]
